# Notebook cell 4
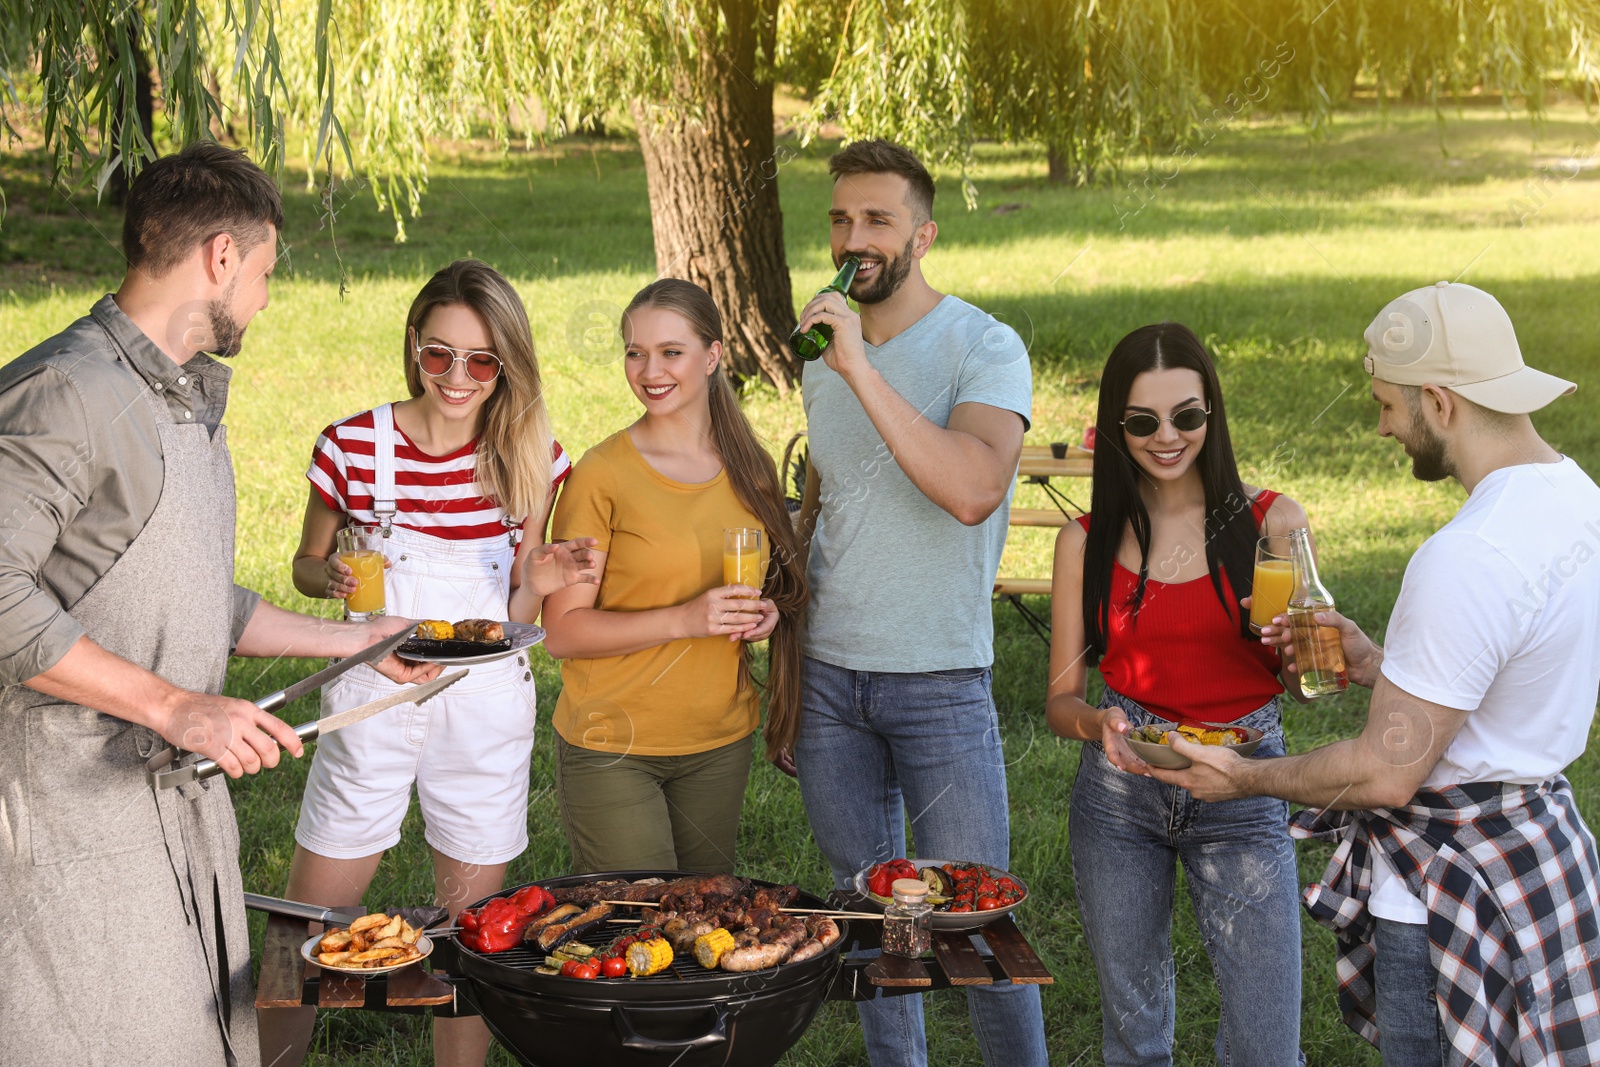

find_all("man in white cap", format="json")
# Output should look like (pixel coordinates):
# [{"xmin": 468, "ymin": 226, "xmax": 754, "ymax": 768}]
[{"xmin": 1151, "ymin": 281, "xmax": 1600, "ymax": 1066}]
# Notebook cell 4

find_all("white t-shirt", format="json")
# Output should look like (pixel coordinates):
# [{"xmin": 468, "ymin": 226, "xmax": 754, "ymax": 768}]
[{"xmin": 1368, "ymin": 457, "xmax": 1600, "ymax": 922}]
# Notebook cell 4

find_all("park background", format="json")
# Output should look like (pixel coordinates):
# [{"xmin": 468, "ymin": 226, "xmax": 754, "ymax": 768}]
[{"xmin": 4, "ymin": 2, "xmax": 1600, "ymax": 1064}]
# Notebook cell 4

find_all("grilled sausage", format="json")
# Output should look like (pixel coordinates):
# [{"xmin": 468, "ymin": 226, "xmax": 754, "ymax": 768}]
[
  {"xmin": 454, "ymin": 618, "xmax": 505, "ymax": 643},
  {"xmin": 721, "ymin": 940, "xmax": 792, "ymax": 971}
]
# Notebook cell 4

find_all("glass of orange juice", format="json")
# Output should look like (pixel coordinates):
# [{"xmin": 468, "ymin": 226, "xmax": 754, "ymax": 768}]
[
  {"xmin": 1249, "ymin": 534, "xmax": 1295, "ymax": 634},
  {"xmin": 723, "ymin": 528, "xmax": 764, "ymax": 596},
  {"xmin": 336, "ymin": 525, "xmax": 387, "ymax": 619}
]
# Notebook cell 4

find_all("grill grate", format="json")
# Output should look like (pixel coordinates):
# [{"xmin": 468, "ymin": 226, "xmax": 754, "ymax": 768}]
[
  {"xmin": 457, "ymin": 891, "xmax": 840, "ymax": 985},
  {"xmin": 459, "ymin": 914, "xmax": 714, "ymax": 983}
]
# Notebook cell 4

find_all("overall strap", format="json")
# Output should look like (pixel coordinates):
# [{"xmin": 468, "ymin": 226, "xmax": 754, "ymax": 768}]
[{"xmin": 370, "ymin": 403, "xmax": 399, "ymax": 536}]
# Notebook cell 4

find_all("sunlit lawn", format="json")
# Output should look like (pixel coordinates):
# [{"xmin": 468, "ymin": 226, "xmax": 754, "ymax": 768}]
[{"xmin": 4, "ymin": 102, "xmax": 1600, "ymax": 1065}]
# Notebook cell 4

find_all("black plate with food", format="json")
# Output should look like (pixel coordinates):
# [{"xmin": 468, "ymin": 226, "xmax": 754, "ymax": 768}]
[{"xmin": 398, "ymin": 620, "xmax": 545, "ymax": 665}]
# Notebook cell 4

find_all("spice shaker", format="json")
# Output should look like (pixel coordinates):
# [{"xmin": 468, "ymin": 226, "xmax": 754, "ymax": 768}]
[{"xmin": 882, "ymin": 877, "xmax": 933, "ymax": 958}]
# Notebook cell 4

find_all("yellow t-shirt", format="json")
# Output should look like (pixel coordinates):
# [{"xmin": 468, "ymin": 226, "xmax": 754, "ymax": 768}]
[{"xmin": 550, "ymin": 429, "xmax": 766, "ymax": 756}]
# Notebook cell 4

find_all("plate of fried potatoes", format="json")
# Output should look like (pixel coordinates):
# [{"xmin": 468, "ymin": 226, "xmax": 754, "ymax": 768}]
[{"xmin": 301, "ymin": 912, "xmax": 432, "ymax": 974}]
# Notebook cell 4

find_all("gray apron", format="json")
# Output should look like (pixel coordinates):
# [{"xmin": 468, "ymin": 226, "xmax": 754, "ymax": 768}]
[{"xmin": 0, "ymin": 377, "xmax": 259, "ymax": 1066}]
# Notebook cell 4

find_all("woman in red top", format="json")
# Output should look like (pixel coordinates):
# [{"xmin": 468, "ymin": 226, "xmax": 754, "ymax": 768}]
[{"xmin": 1047, "ymin": 323, "xmax": 1312, "ymax": 1067}]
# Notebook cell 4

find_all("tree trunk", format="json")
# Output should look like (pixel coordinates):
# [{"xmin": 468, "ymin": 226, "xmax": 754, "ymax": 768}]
[
  {"xmin": 631, "ymin": 0, "xmax": 799, "ymax": 392},
  {"xmin": 1046, "ymin": 143, "xmax": 1068, "ymax": 184}
]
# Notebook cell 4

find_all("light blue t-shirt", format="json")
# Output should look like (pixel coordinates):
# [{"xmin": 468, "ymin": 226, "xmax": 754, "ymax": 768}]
[{"xmin": 801, "ymin": 295, "xmax": 1032, "ymax": 672}]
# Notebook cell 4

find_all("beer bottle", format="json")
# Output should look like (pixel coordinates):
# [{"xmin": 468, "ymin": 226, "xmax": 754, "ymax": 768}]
[
  {"xmin": 1286, "ymin": 527, "xmax": 1349, "ymax": 698},
  {"xmin": 789, "ymin": 256, "xmax": 862, "ymax": 361}
]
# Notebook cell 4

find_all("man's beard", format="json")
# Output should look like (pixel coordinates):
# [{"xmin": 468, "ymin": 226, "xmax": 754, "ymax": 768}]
[
  {"xmin": 1404, "ymin": 392, "xmax": 1454, "ymax": 482},
  {"xmin": 207, "ymin": 278, "xmax": 245, "ymax": 358},
  {"xmin": 844, "ymin": 235, "xmax": 915, "ymax": 305}
]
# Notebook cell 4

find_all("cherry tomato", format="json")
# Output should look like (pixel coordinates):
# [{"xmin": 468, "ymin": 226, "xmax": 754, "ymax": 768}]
[
  {"xmin": 977, "ymin": 896, "xmax": 1002, "ymax": 911},
  {"xmin": 998, "ymin": 878, "xmax": 1018, "ymax": 891},
  {"xmin": 560, "ymin": 960, "xmax": 582, "ymax": 977},
  {"xmin": 949, "ymin": 902, "xmax": 974, "ymax": 913},
  {"xmin": 601, "ymin": 956, "xmax": 627, "ymax": 978},
  {"xmin": 572, "ymin": 962, "xmax": 600, "ymax": 980}
]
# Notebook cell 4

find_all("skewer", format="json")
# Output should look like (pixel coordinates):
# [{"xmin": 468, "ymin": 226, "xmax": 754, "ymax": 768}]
[{"xmin": 600, "ymin": 899, "xmax": 881, "ymax": 920}]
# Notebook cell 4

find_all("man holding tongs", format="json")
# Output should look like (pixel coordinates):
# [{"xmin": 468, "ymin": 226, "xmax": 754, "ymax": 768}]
[{"xmin": 0, "ymin": 145, "xmax": 444, "ymax": 1067}]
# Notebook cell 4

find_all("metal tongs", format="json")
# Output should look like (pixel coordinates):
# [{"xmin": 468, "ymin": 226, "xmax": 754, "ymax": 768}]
[{"xmin": 145, "ymin": 628, "xmax": 468, "ymax": 789}]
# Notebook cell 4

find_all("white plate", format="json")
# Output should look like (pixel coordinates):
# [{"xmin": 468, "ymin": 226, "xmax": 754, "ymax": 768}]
[
  {"xmin": 397, "ymin": 622, "xmax": 545, "ymax": 665},
  {"xmin": 851, "ymin": 858, "xmax": 1028, "ymax": 931},
  {"xmin": 301, "ymin": 932, "xmax": 433, "ymax": 975}
]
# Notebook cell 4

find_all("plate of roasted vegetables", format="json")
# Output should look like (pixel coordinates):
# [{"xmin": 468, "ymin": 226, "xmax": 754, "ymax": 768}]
[
  {"xmin": 397, "ymin": 619, "xmax": 544, "ymax": 665},
  {"xmin": 1123, "ymin": 721, "xmax": 1264, "ymax": 769},
  {"xmin": 301, "ymin": 912, "xmax": 432, "ymax": 974},
  {"xmin": 852, "ymin": 858, "xmax": 1028, "ymax": 930}
]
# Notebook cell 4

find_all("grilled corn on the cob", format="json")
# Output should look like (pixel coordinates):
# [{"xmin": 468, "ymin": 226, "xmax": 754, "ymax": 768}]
[
  {"xmin": 415, "ymin": 620, "xmax": 454, "ymax": 641},
  {"xmin": 693, "ymin": 928, "xmax": 736, "ymax": 969},
  {"xmin": 626, "ymin": 937, "xmax": 674, "ymax": 978}
]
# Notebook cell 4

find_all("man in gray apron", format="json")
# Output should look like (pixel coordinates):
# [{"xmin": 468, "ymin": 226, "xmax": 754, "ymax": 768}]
[{"xmin": 0, "ymin": 143, "xmax": 436, "ymax": 1067}]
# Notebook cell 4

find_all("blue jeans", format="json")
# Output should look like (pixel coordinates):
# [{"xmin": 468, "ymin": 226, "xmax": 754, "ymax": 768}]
[
  {"xmin": 1373, "ymin": 918, "xmax": 1446, "ymax": 1067},
  {"xmin": 794, "ymin": 656, "xmax": 1048, "ymax": 1067},
  {"xmin": 1069, "ymin": 689, "xmax": 1305, "ymax": 1067}
]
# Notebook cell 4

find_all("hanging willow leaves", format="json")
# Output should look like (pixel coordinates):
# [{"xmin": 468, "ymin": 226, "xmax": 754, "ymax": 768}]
[{"xmin": 4, "ymin": 0, "xmax": 1598, "ymax": 384}]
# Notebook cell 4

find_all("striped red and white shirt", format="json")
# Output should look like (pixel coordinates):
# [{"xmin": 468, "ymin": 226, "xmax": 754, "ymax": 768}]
[{"xmin": 307, "ymin": 405, "xmax": 572, "ymax": 541}]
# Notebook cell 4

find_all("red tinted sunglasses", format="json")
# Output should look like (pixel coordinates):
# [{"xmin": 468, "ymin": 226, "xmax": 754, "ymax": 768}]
[{"xmin": 414, "ymin": 341, "xmax": 502, "ymax": 384}]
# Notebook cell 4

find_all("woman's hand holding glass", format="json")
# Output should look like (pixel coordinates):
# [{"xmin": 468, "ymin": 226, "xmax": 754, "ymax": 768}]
[
  {"xmin": 523, "ymin": 537, "xmax": 600, "ymax": 597},
  {"xmin": 323, "ymin": 550, "xmax": 397, "ymax": 600},
  {"xmin": 679, "ymin": 585, "xmax": 765, "ymax": 640},
  {"xmin": 739, "ymin": 599, "xmax": 780, "ymax": 643}
]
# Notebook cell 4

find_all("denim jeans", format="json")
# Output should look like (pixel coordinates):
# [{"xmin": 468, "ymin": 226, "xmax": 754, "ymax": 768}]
[
  {"xmin": 794, "ymin": 656, "xmax": 1048, "ymax": 1067},
  {"xmin": 1373, "ymin": 918, "xmax": 1446, "ymax": 1067},
  {"xmin": 1069, "ymin": 689, "xmax": 1306, "ymax": 1067}
]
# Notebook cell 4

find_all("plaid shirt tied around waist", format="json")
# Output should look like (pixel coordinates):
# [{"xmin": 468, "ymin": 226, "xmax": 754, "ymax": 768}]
[{"xmin": 1290, "ymin": 778, "xmax": 1600, "ymax": 1066}]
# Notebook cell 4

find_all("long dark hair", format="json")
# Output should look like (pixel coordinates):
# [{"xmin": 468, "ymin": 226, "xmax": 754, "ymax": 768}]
[
  {"xmin": 620, "ymin": 280, "xmax": 809, "ymax": 760},
  {"xmin": 1081, "ymin": 323, "xmax": 1257, "ymax": 664}
]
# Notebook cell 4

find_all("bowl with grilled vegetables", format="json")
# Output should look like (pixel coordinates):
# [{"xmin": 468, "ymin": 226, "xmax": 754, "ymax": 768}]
[
  {"xmin": 1123, "ymin": 721, "xmax": 1264, "ymax": 769},
  {"xmin": 301, "ymin": 912, "xmax": 433, "ymax": 974},
  {"xmin": 851, "ymin": 858, "xmax": 1028, "ymax": 930}
]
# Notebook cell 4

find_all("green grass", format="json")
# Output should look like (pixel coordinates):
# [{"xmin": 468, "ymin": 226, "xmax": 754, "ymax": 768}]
[{"xmin": 5, "ymin": 104, "xmax": 1600, "ymax": 1065}]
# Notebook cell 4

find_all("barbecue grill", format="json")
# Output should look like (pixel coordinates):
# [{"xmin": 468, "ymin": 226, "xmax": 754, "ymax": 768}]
[{"xmin": 441, "ymin": 871, "xmax": 848, "ymax": 1067}]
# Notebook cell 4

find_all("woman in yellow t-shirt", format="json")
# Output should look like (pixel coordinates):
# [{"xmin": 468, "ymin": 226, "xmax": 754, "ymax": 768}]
[{"xmin": 543, "ymin": 279, "xmax": 807, "ymax": 873}]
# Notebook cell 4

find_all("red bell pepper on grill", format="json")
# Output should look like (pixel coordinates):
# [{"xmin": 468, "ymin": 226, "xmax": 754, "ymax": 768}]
[{"xmin": 458, "ymin": 885, "xmax": 557, "ymax": 954}]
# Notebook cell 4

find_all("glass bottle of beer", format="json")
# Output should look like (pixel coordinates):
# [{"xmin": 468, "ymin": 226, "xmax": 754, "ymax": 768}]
[
  {"xmin": 789, "ymin": 256, "xmax": 862, "ymax": 361},
  {"xmin": 1286, "ymin": 527, "xmax": 1349, "ymax": 698}
]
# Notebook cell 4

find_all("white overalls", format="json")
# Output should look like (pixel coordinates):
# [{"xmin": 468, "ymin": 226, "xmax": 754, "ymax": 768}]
[{"xmin": 294, "ymin": 404, "xmax": 538, "ymax": 864}]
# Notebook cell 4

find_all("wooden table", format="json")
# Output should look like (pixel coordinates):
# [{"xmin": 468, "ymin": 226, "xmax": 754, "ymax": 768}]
[
  {"xmin": 994, "ymin": 441, "xmax": 1093, "ymax": 637},
  {"xmin": 1017, "ymin": 442, "xmax": 1093, "ymax": 481},
  {"xmin": 256, "ymin": 906, "xmax": 462, "ymax": 1015},
  {"xmin": 826, "ymin": 891, "xmax": 1053, "ymax": 1001}
]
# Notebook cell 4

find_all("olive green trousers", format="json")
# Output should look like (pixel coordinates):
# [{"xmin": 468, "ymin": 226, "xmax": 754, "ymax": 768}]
[{"xmin": 555, "ymin": 733, "xmax": 754, "ymax": 875}]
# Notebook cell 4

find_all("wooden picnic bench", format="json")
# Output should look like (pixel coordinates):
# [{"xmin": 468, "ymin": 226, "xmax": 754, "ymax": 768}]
[{"xmin": 994, "ymin": 442, "xmax": 1092, "ymax": 639}]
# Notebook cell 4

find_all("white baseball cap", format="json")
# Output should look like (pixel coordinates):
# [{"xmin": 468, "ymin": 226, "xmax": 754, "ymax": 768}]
[{"xmin": 1362, "ymin": 281, "xmax": 1575, "ymax": 413}]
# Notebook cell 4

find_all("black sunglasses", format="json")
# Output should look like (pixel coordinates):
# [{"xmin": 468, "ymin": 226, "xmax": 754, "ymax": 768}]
[{"xmin": 1120, "ymin": 406, "xmax": 1210, "ymax": 438}]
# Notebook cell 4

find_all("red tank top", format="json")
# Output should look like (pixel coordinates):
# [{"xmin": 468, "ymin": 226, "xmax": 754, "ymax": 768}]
[{"xmin": 1079, "ymin": 491, "xmax": 1283, "ymax": 724}]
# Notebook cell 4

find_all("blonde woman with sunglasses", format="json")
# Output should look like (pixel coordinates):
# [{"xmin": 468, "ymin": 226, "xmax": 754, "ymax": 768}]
[{"xmin": 263, "ymin": 260, "xmax": 596, "ymax": 1067}]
